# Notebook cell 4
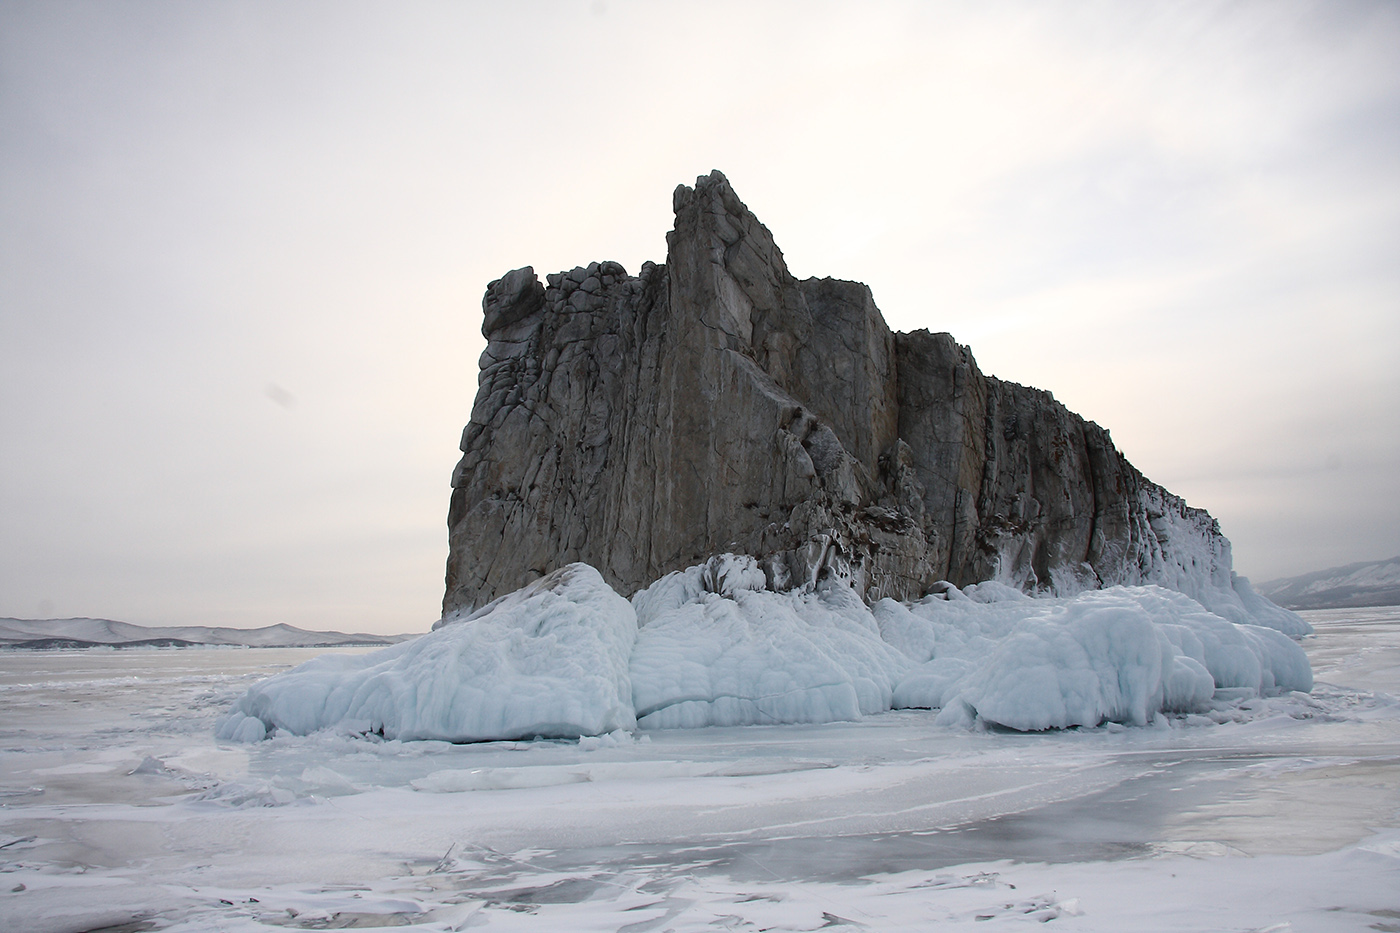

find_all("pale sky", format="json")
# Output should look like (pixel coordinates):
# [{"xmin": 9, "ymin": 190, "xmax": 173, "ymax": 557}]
[{"xmin": 2, "ymin": 1, "xmax": 1397, "ymax": 634}]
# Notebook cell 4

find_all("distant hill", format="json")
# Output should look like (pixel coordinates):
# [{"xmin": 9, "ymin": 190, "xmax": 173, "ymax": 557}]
[
  {"xmin": 1258, "ymin": 557, "xmax": 1400, "ymax": 610},
  {"xmin": 0, "ymin": 617, "xmax": 415, "ymax": 649}
]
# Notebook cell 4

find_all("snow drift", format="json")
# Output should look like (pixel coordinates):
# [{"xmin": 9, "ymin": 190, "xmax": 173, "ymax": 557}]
[{"xmin": 219, "ymin": 557, "xmax": 1312, "ymax": 742}]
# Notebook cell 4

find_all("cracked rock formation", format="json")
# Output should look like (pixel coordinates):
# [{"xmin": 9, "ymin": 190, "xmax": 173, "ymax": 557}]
[{"xmin": 445, "ymin": 171, "xmax": 1243, "ymax": 618}]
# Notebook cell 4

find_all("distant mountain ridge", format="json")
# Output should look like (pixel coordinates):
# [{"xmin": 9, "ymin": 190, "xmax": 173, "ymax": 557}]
[
  {"xmin": 0, "ymin": 617, "xmax": 414, "ymax": 649},
  {"xmin": 1258, "ymin": 557, "xmax": 1400, "ymax": 610}
]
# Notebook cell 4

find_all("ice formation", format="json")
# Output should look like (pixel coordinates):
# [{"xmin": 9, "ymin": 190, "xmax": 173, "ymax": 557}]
[
  {"xmin": 889, "ymin": 583, "xmax": 1312, "ymax": 730},
  {"xmin": 629, "ymin": 555, "xmax": 913, "ymax": 728},
  {"xmin": 219, "ymin": 556, "xmax": 1313, "ymax": 742},
  {"xmin": 217, "ymin": 564, "xmax": 637, "ymax": 743}
]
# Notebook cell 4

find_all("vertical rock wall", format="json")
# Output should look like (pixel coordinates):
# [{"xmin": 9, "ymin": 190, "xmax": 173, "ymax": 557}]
[{"xmin": 445, "ymin": 171, "xmax": 1238, "ymax": 619}]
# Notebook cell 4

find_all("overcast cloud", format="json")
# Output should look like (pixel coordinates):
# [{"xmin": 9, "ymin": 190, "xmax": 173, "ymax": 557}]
[{"xmin": 2, "ymin": 1, "xmax": 1397, "ymax": 633}]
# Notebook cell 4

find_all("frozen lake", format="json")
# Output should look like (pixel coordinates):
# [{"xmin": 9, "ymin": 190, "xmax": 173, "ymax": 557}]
[{"xmin": 2, "ymin": 608, "xmax": 1398, "ymax": 931}]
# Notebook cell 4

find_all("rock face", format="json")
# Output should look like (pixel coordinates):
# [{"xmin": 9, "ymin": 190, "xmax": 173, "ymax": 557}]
[{"xmin": 445, "ymin": 171, "xmax": 1238, "ymax": 616}]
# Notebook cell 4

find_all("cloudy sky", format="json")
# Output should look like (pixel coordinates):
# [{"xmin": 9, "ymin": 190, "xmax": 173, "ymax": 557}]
[{"xmin": 2, "ymin": 1, "xmax": 1397, "ymax": 634}]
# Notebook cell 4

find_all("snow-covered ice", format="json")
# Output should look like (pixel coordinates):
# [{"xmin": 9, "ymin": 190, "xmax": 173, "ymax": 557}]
[
  {"xmin": 1, "ymin": 604, "xmax": 1398, "ymax": 931},
  {"xmin": 218, "ymin": 556, "xmax": 1313, "ymax": 741}
]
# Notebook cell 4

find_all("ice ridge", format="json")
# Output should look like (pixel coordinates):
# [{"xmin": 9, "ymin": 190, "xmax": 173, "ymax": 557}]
[{"xmin": 217, "ymin": 557, "xmax": 1313, "ymax": 742}]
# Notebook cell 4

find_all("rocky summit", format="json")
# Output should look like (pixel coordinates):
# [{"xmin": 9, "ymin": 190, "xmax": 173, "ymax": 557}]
[{"xmin": 445, "ymin": 170, "xmax": 1240, "ymax": 617}]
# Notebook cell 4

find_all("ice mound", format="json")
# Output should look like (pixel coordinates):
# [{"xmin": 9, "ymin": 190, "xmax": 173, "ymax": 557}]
[
  {"xmin": 629, "ymin": 555, "xmax": 913, "ymax": 729},
  {"xmin": 889, "ymin": 584, "xmax": 1313, "ymax": 731},
  {"xmin": 217, "ymin": 555, "xmax": 1314, "ymax": 741},
  {"xmin": 216, "ymin": 564, "xmax": 636, "ymax": 742},
  {"xmin": 1223, "ymin": 573, "xmax": 1314, "ymax": 636}
]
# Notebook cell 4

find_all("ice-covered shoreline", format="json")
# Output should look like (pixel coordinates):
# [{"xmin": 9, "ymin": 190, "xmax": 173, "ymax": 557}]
[{"xmin": 218, "ymin": 557, "xmax": 1313, "ymax": 743}]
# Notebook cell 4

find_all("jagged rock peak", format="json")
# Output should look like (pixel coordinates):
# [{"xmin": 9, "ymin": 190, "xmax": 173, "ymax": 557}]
[{"xmin": 445, "ymin": 170, "xmax": 1273, "ymax": 629}]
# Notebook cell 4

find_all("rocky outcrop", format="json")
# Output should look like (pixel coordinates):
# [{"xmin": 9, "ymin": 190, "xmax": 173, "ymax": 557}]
[{"xmin": 445, "ymin": 171, "xmax": 1241, "ymax": 618}]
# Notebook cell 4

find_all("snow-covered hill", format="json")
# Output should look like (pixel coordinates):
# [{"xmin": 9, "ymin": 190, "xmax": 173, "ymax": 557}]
[
  {"xmin": 1258, "ymin": 557, "xmax": 1400, "ymax": 609},
  {"xmin": 0, "ymin": 617, "xmax": 413, "ymax": 649}
]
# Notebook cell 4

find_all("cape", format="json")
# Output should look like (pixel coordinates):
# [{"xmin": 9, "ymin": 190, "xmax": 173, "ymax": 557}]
[{"xmin": 445, "ymin": 171, "xmax": 1243, "ymax": 618}]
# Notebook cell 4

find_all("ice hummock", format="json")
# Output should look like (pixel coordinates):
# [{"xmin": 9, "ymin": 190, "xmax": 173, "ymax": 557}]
[
  {"xmin": 629, "ymin": 555, "xmax": 913, "ymax": 729},
  {"xmin": 218, "ymin": 555, "xmax": 1313, "ymax": 742},
  {"xmin": 217, "ymin": 564, "xmax": 637, "ymax": 742},
  {"xmin": 888, "ymin": 583, "xmax": 1312, "ymax": 731}
]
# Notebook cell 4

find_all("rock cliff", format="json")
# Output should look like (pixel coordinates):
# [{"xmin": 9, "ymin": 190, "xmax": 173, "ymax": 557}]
[{"xmin": 445, "ymin": 171, "xmax": 1251, "ymax": 622}]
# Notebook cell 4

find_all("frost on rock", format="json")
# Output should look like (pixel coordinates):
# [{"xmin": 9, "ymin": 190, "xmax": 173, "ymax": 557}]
[{"xmin": 216, "ymin": 564, "xmax": 636, "ymax": 742}]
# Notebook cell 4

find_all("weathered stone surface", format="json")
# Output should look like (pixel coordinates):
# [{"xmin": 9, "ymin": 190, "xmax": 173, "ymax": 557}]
[{"xmin": 445, "ymin": 170, "xmax": 1237, "ymax": 615}]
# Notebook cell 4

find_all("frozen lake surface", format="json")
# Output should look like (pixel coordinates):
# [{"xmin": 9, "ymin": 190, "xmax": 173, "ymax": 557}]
[{"xmin": 2, "ymin": 608, "xmax": 1398, "ymax": 931}]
